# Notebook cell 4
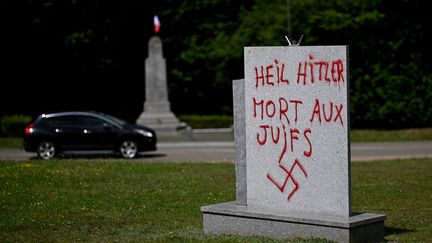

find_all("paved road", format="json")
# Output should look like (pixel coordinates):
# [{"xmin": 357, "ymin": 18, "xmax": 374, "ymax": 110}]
[{"xmin": 1, "ymin": 141, "xmax": 431, "ymax": 162}]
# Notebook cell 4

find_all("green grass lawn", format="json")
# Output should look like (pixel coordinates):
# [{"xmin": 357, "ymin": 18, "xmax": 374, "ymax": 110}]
[{"xmin": 0, "ymin": 158, "xmax": 431, "ymax": 242}]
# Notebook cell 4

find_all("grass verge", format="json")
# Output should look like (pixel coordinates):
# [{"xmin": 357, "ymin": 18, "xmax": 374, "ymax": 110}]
[
  {"xmin": 1, "ymin": 158, "xmax": 431, "ymax": 242},
  {"xmin": 351, "ymin": 128, "xmax": 432, "ymax": 142},
  {"xmin": 0, "ymin": 137, "xmax": 22, "ymax": 149}
]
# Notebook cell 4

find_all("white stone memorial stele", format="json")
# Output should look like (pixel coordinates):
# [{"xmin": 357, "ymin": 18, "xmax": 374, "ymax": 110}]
[
  {"xmin": 245, "ymin": 46, "xmax": 350, "ymax": 217},
  {"xmin": 201, "ymin": 45, "xmax": 386, "ymax": 243}
]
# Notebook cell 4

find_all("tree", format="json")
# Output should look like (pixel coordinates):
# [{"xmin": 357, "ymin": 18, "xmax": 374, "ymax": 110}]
[{"xmin": 1, "ymin": 0, "xmax": 430, "ymax": 128}]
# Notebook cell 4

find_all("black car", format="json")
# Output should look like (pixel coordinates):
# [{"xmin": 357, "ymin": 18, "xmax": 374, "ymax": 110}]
[{"xmin": 23, "ymin": 111, "xmax": 157, "ymax": 159}]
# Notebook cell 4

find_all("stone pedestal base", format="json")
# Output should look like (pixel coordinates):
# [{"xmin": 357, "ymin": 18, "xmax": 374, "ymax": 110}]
[
  {"xmin": 201, "ymin": 201, "xmax": 386, "ymax": 243},
  {"xmin": 136, "ymin": 111, "xmax": 192, "ymax": 141}
]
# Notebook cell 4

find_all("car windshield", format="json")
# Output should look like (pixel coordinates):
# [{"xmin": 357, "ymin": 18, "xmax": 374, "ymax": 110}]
[{"xmin": 100, "ymin": 113, "xmax": 129, "ymax": 127}]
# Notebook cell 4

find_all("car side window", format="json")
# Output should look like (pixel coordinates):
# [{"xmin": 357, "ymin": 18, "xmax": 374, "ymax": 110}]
[
  {"xmin": 45, "ymin": 115, "xmax": 77, "ymax": 127},
  {"xmin": 77, "ymin": 115, "xmax": 107, "ymax": 128}
]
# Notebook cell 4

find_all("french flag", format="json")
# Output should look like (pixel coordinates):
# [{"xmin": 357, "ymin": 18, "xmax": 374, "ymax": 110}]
[{"xmin": 154, "ymin": 15, "xmax": 160, "ymax": 33}]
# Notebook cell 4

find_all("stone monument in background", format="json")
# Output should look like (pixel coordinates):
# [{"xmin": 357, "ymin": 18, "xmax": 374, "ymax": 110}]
[{"xmin": 136, "ymin": 20, "xmax": 190, "ymax": 140}]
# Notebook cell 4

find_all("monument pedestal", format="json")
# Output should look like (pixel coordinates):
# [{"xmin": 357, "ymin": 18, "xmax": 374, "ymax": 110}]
[
  {"xmin": 136, "ymin": 111, "xmax": 192, "ymax": 141},
  {"xmin": 202, "ymin": 202, "xmax": 386, "ymax": 243}
]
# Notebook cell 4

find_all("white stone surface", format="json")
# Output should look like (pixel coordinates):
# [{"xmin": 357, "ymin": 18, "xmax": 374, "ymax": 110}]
[
  {"xmin": 233, "ymin": 79, "xmax": 247, "ymax": 205},
  {"xmin": 244, "ymin": 46, "xmax": 350, "ymax": 218}
]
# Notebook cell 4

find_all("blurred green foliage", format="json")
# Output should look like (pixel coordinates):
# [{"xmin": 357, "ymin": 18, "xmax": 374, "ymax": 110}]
[
  {"xmin": 0, "ymin": 115, "xmax": 31, "ymax": 137},
  {"xmin": 179, "ymin": 114, "xmax": 233, "ymax": 129},
  {"xmin": 1, "ymin": 0, "xmax": 430, "ymax": 128},
  {"xmin": 161, "ymin": 0, "xmax": 431, "ymax": 128}
]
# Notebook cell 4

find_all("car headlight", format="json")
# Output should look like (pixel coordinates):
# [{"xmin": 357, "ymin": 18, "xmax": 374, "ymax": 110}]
[{"xmin": 135, "ymin": 129, "xmax": 153, "ymax": 137}]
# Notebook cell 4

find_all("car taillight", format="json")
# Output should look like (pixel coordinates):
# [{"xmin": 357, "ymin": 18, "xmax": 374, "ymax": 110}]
[{"xmin": 25, "ymin": 124, "xmax": 34, "ymax": 135}]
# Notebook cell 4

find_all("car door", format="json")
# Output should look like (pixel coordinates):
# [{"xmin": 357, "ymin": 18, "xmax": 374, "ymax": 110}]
[
  {"xmin": 75, "ymin": 115, "xmax": 120, "ymax": 150},
  {"xmin": 45, "ymin": 115, "xmax": 83, "ymax": 150}
]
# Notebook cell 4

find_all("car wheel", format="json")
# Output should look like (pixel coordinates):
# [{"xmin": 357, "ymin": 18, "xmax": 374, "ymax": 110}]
[
  {"xmin": 37, "ymin": 141, "xmax": 56, "ymax": 160},
  {"xmin": 119, "ymin": 140, "xmax": 138, "ymax": 158}
]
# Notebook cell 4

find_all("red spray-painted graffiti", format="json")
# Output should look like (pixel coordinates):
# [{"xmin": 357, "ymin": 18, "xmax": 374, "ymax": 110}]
[
  {"xmin": 310, "ymin": 99, "xmax": 344, "ymax": 126},
  {"xmin": 255, "ymin": 59, "xmax": 289, "ymax": 88},
  {"xmin": 255, "ymin": 57, "xmax": 345, "ymax": 89},
  {"xmin": 297, "ymin": 55, "xmax": 344, "ymax": 87},
  {"xmin": 251, "ymin": 53, "xmax": 345, "ymax": 201},
  {"xmin": 267, "ymin": 158, "xmax": 307, "ymax": 201}
]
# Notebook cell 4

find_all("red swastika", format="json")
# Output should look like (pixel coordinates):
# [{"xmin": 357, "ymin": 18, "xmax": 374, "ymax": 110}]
[{"xmin": 267, "ymin": 158, "xmax": 307, "ymax": 201}]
